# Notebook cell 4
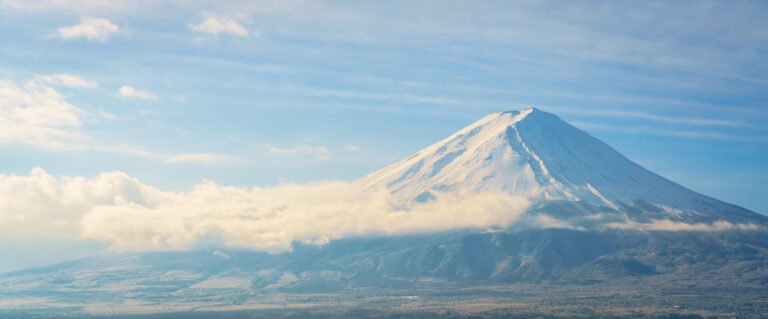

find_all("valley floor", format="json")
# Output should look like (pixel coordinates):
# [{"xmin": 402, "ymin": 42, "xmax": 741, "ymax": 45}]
[
  {"xmin": 2, "ymin": 229, "xmax": 766, "ymax": 318},
  {"xmin": 1, "ymin": 281, "xmax": 766, "ymax": 318}
]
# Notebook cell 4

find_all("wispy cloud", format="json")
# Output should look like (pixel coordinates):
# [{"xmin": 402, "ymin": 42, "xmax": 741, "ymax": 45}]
[
  {"xmin": 34, "ymin": 74, "xmax": 97, "ymax": 89},
  {"xmin": 56, "ymin": 17, "xmax": 119, "ymax": 42},
  {"xmin": 531, "ymin": 214, "xmax": 585, "ymax": 231},
  {"xmin": 189, "ymin": 16, "xmax": 251, "ymax": 37},
  {"xmin": 164, "ymin": 153, "xmax": 239, "ymax": 164},
  {"xmin": 572, "ymin": 121, "xmax": 768, "ymax": 143},
  {"xmin": 8, "ymin": 1, "xmax": 768, "ymax": 85},
  {"xmin": 99, "ymin": 146, "xmax": 240, "ymax": 166},
  {"xmin": 269, "ymin": 145, "xmax": 331, "ymax": 159},
  {"xmin": 1, "ymin": 0, "xmax": 141, "ymax": 14},
  {"xmin": 117, "ymin": 85, "xmax": 156, "ymax": 100},
  {"xmin": 604, "ymin": 219, "xmax": 761, "ymax": 232},
  {"xmin": 98, "ymin": 145, "xmax": 160, "ymax": 159},
  {"xmin": 344, "ymin": 144, "xmax": 362, "ymax": 152},
  {"xmin": 306, "ymin": 88, "xmax": 459, "ymax": 106},
  {"xmin": 551, "ymin": 107, "xmax": 752, "ymax": 128}
]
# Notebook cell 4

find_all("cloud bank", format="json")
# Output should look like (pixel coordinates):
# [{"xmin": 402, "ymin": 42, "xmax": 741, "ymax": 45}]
[
  {"xmin": 2, "ymin": 168, "xmax": 765, "ymax": 253},
  {"xmin": 0, "ymin": 169, "xmax": 530, "ymax": 252}
]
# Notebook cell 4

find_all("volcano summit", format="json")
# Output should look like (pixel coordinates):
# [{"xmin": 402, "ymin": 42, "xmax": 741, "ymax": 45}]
[{"xmin": 360, "ymin": 108, "xmax": 764, "ymax": 227}]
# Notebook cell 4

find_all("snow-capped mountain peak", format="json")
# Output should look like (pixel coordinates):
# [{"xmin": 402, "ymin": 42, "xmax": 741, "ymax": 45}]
[{"xmin": 357, "ymin": 108, "xmax": 761, "ymax": 223}]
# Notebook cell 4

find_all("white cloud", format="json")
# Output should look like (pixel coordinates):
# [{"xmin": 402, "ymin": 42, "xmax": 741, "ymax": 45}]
[
  {"xmin": 164, "ymin": 153, "xmax": 239, "ymax": 164},
  {"xmin": 0, "ymin": 168, "xmax": 164, "ymax": 238},
  {"xmin": 0, "ymin": 79, "xmax": 85, "ymax": 149},
  {"xmin": 269, "ymin": 145, "xmax": 331, "ymax": 159},
  {"xmin": 57, "ymin": 17, "xmax": 119, "ymax": 41},
  {"xmin": 0, "ymin": 168, "xmax": 531, "ymax": 252},
  {"xmin": 35, "ymin": 74, "xmax": 97, "ymax": 89},
  {"xmin": 117, "ymin": 85, "xmax": 155, "ymax": 99},
  {"xmin": 189, "ymin": 16, "xmax": 251, "ymax": 37},
  {"xmin": 604, "ymin": 219, "xmax": 761, "ymax": 232},
  {"xmin": 344, "ymin": 144, "xmax": 362, "ymax": 152},
  {"xmin": 82, "ymin": 186, "xmax": 528, "ymax": 252},
  {"xmin": 3, "ymin": 168, "xmax": 765, "ymax": 253},
  {"xmin": 531, "ymin": 214, "xmax": 585, "ymax": 231}
]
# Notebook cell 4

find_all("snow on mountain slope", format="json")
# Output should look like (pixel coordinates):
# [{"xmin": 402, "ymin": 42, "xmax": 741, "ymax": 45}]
[{"xmin": 356, "ymin": 108, "xmax": 762, "ymax": 223}]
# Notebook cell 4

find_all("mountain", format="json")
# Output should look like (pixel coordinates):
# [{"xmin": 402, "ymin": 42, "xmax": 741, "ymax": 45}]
[
  {"xmin": 358, "ymin": 108, "xmax": 763, "ymax": 224},
  {"xmin": 2, "ymin": 108, "xmax": 767, "ymax": 318}
]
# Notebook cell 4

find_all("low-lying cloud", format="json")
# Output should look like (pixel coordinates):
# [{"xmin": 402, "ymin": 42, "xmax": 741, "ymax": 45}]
[
  {"xmin": 604, "ymin": 219, "xmax": 761, "ymax": 232},
  {"xmin": 1, "ymin": 168, "xmax": 530, "ymax": 252},
  {"xmin": 3, "ymin": 169, "xmax": 764, "ymax": 253}
]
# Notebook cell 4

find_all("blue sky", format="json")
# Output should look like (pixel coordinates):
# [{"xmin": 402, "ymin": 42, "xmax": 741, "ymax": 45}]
[{"xmin": 1, "ymin": 1, "xmax": 767, "ymax": 270}]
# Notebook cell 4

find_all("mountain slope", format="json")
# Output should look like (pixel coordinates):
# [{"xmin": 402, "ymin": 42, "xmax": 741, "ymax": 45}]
[
  {"xmin": 2, "ymin": 108, "xmax": 767, "ymax": 317},
  {"xmin": 2, "ymin": 229, "xmax": 768, "ymax": 317},
  {"xmin": 357, "ymin": 108, "xmax": 763, "ymax": 224}
]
